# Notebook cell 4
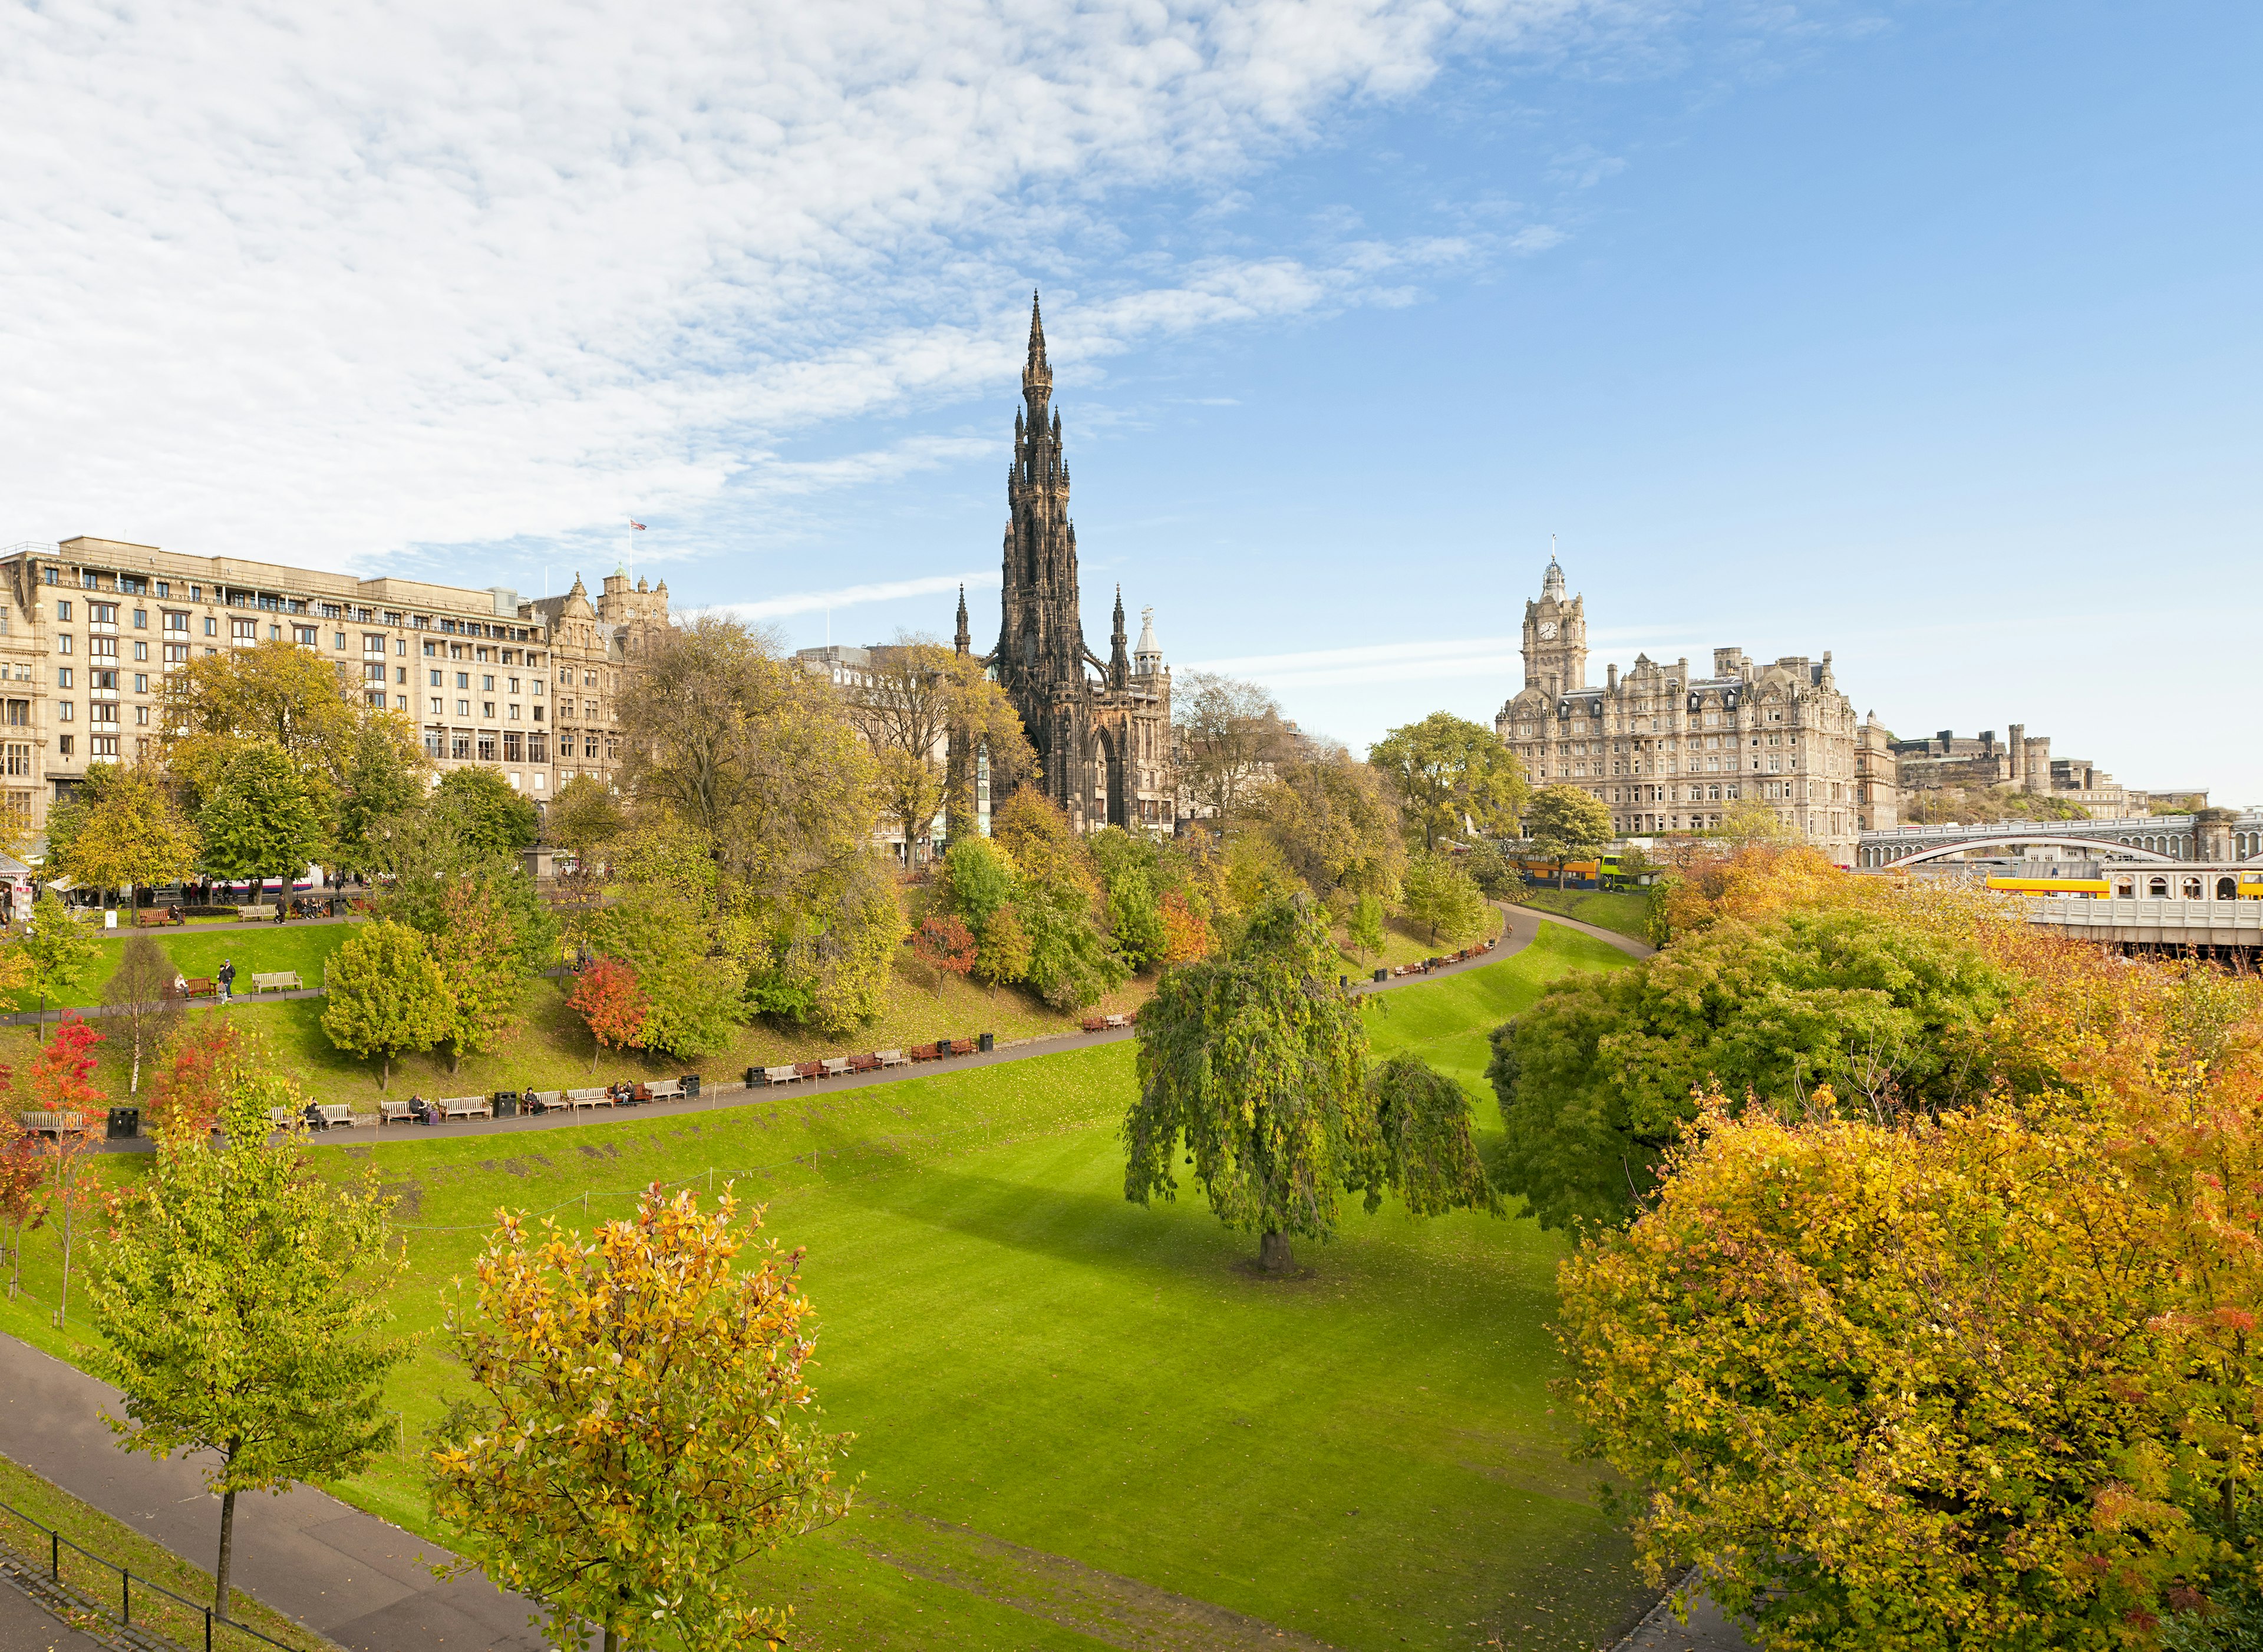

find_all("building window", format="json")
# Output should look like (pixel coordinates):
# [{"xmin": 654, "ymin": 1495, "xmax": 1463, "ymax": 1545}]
[
  {"xmin": 332, "ymin": 632, "xmax": 346, "ymax": 650},
  {"xmin": 529, "ymin": 734, "xmax": 547, "ymax": 762},
  {"xmin": 203, "ymin": 616, "xmax": 217, "ymax": 636},
  {"xmin": 57, "ymin": 601, "xmax": 72, "ymax": 621},
  {"xmin": 451, "ymin": 732, "xmax": 471, "ymax": 760},
  {"xmin": 135, "ymin": 705, "xmax": 150, "ymax": 725},
  {"xmin": 163, "ymin": 611, "xmax": 187, "ymax": 633},
  {"xmin": 503, "ymin": 732, "xmax": 523, "ymax": 762},
  {"xmin": 424, "ymin": 729, "xmax": 443, "ymax": 758},
  {"xmin": 57, "ymin": 670, "xmax": 72, "ymax": 690},
  {"xmin": 57, "ymin": 635, "xmax": 72, "ymax": 655},
  {"xmin": 164, "ymin": 644, "xmax": 189, "ymax": 666},
  {"xmin": 232, "ymin": 619, "xmax": 257, "ymax": 643},
  {"xmin": 456, "ymin": 672, "xmax": 469, "ymax": 689},
  {"xmin": 295, "ymin": 626, "xmax": 318, "ymax": 646},
  {"xmin": 133, "ymin": 641, "xmax": 147, "ymax": 661},
  {"xmin": 90, "ymin": 736, "xmax": 118, "ymax": 757},
  {"xmin": 364, "ymin": 634, "xmax": 386, "ymax": 655},
  {"xmin": 430, "ymin": 697, "xmax": 445, "ymax": 715},
  {"xmin": 429, "ymin": 670, "xmax": 442, "ymax": 686},
  {"xmin": 456, "ymin": 699, "xmax": 470, "ymax": 716},
  {"xmin": 57, "ymin": 735, "xmax": 72, "ymax": 755},
  {"xmin": 477, "ymin": 733, "xmax": 496, "ymax": 762},
  {"xmin": 133, "ymin": 674, "xmax": 147, "ymax": 693}
]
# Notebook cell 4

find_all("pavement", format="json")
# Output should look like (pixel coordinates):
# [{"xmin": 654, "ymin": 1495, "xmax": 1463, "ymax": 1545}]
[
  {"xmin": 0, "ymin": 1337, "xmax": 552, "ymax": 1651},
  {"xmin": 0, "ymin": 1578, "xmax": 110, "ymax": 1652},
  {"xmin": 1612, "ymin": 1579, "xmax": 1754, "ymax": 1651}
]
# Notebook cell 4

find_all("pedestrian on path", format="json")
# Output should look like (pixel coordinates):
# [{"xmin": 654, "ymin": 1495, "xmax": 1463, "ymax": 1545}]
[{"xmin": 217, "ymin": 960, "xmax": 236, "ymax": 1002}]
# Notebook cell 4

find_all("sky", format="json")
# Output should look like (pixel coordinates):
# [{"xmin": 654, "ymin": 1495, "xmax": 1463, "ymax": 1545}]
[{"xmin": 2, "ymin": 1, "xmax": 2257, "ymax": 804}]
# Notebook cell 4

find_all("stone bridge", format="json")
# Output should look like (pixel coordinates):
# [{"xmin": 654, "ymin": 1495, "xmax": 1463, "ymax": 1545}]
[{"xmin": 1858, "ymin": 810, "xmax": 2263, "ymax": 869}]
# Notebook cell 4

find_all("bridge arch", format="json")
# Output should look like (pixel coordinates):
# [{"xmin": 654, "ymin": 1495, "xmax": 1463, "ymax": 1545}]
[{"xmin": 1883, "ymin": 836, "xmax": 2179, "ymax": 868}]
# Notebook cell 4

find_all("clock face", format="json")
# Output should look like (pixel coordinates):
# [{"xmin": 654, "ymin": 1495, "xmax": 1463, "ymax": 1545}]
[{"xmin": 1538, "ymin": 621, "xmax": 1558, "ymax": 640}]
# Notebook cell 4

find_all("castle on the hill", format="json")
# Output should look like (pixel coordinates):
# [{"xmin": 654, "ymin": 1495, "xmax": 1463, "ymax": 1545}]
[{"xmin": 955, "ymin": 296, "xmax": 1172, "ymax": 831}]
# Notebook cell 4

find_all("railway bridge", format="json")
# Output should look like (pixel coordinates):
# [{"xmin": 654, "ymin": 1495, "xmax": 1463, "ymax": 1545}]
[{"xmin": 1856, "ymin": 809, "xmax": 2263, "ymax": 869}]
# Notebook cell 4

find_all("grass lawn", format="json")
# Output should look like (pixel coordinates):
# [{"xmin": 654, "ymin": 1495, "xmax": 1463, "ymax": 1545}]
[
  {"xmin": 2, "ymin": 922, "xmax": 358, "ymax": 1012},
  {"xmin": 1509, "ymin": 888, "xmax": 1657, "ymax": 944},
  {"xmin": 1, "ymin": 923, "xmax": 1638, "ymax": 1652}
]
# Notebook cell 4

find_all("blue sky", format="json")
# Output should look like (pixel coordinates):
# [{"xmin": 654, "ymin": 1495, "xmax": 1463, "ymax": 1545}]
[{"xmin": 4, "ymin": 1, "xmax": 2257, "ymax": 802}]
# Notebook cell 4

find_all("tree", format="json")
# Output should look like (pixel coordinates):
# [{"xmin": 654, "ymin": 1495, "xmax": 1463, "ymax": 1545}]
[
  {"xmin": 91, "ymin": 1078, "xmax": 409, "ymax": 1624},
  {"xmin": 1369, "ymin": 1055, "xmax": 1503, "ymax": 1218},
  {"xmin": 1718, "ymin": 795, "xmax": 1793, "ymax": 847},
  {"xmin": 330, "ymin": 712, "xmax": 432, "ymax": 878},
  {"xmin": 0, "ymin": 1115, "xmax": 44, "ymax": 1300},
  {"xmin": 320, "ymin": 920, "xmax": 450, "ymax": 1089},
  {"xmin": 912, "ymin": 915, "xmax": 978, "ymax": 983},
  {"xmin": 1487, "ymin": 903, "xmax": 2015, "ymax": 1232},
  {"xmin": 1346, "ymin": 891, "xmax": 1385, "ymax": 962},
  {"xmin": 994, "ymin": 791, "xmax": 1126, "ymax": 1008},
  {"xmin": 1654, "ymin": 840, "xmax": 1860, "ymax": 943},
  {"xmin": 18, "ymin": 891, "xmax": 101, "ymax": 1016},
  {"xmin": 1368, "ymin": 712, "xmax": 1528, "ymax": 851},
  {"xmin": 430, "ymin": 1186, "xmax": 853, "ymax": 1652},
  {"xmin": 974, "ymin": 904, "xmax": 1032, "ymax": 988},
  {"xmin": 1246, "ymin": 746, "xmax": 1407, "ymax": 908},
  {"xmin": 546, "ymin": 773, "xmax": 624, "ymax": 903},
  {"xmin": 1159, "ymin": 888, "xmax": 1216, "ymax": 966},
  {"xmin": 1172, "ymin": 672, "xmax": 1292, "ymax": 823},
  {"xmin": 52, "ymin": 761, "xmax": 201, "ymax": 907},
  {"xmin": 197, "ymin": 740, "xmax": 328, "ymax": 901},
  {"xmin": 1090, "ymin": 829, "xmax": 1167, "ymax": 970},
  {"xmin": 160, "ymin": 638, "xmax": 359, "ymax": 799},
  {"xmin": 434, "ymin": 767, "xmax": 539, "ymax": 860},
  {"xmin": 1123, "ymin": 895, "xmax": 1497, "ymax": 1271},
  {"xmin": 573, "ymin": 889, "xmax": 744, "ymax": 1059},
  {"xmin": 146, "ymin": 1017, "xmax": 267, "ymax": 1136},
  {"xmin": 841, "ymin": 636, "xmax": 1034, "ymax": 864},
  {"xmin": 568, "ymin": 957, "xmax": 647, "ymax": 1072},
  {"xmin": 102, "ymin": 935, "xmax": 183, "ymax": 1096},
  {"xmin": 1400, "ymin": 850, "xmax": 1492, "ymax": 944},
  {"xmin": 427, "ymin": 877, "xmax": 523, "ymax": 1072},
  {"xmin": 29, "ymin": 1017, "xmax": 105, "ymax": 1326},
  {"xmin": 1521, "ymin": 782, "xmax": 1614, "ymax": 887}
]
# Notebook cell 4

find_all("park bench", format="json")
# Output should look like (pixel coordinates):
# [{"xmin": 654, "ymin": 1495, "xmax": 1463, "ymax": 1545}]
[
  {"xmin": 907, "ymin": 1043, "xmax": 942, "ymax": 1062},
  {"xmin": 529, "ymin": 1090, "xmax": 565, "ymax": 1114},
  {"xmin": 1103, "ymin": 1014, "xmax": 1128, "ymax": 1029},
  {"xmin": 237, "ymin": 903, "xmax": 277, "ymax": 920},
  {"xmin": 875, "ymin": 1049, "xmax": 910, "ymax": 1068},
  {"xmin": 15, "ymin": 1111, "xmax": 91, "ymax": 1137},
  {"xmin": 1080, "ymin": 1015, "xmax": 1107, "ymax": 1033},
  {"xmin": 566, "ymin": 1088, "xmax": 612, "ymax": 1110},
  {"xmin": 319, "ymin": 1104, "xmax": 357, "ymax": 1129},
  {"xmin": 792, "ymin": 1062, "xmax": 823, "ymax": 1082},
  {"xmin": 250, "ymin": 971, "xmax": 304, "ymax": 993},
  {"xmin": 643, "ymin": 1077, "xmax": 685, "ymax": 1101},
  {"xmin": 947, "ymin": 1039, "xmax": 975, "ymax": 1058},
  {"xmin": 133, "ymin": 910, "xmax": 179, "ymax": 928},
  {"xmin": 437, "ymin": 1096, "xmax": 491, "ymax": 1121},
  {"xmin": 820, "ymin": 1057, "xmax": 851, "ymax": 1079},
  {"xmin": 378, "ymin": 1098, "xmax": 414, "ymax": 1125},
  {"xmin": 848, "ymin": 1054, "xmax": 881, "ymax": 1074},
  {"xmin": 757, "ymin": 1065, "xmax": 798, "ymax": 1086},
  {"xmin": 183, "ymin": 976, "xmax": 217, "ymax": 999}
]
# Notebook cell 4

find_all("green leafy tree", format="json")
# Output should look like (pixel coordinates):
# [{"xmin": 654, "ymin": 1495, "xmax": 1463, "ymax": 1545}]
[
  {"xmin": 1487, "ymin": 904, "xmax": 2015, "ymax": 1231},
  {"xmin": 331, "ymin": 713, "xmax": 432, "ymax": 878},
  {"xmin": 1247, "ymin": 746, "xmax": 1407, "ymax": 906},
  {"xmin": 1347, "ymin": 891, "xmax": 1386, "ymax": 961},
  {"xmin": 1124, "ymin": 895, "xmax": 1497, "ymax": 1271},
  {"xmin": 1400, "ymin": 850, "xmax": 1492, "ymax": 944},
  {"xmin": 546, "ymin": 772, "xmax": 624, "ymax": 860},
  {"xmin": 575, "ymin": 890, "xmax": 744, "ymax": 1059},
  {"xmin": 91, "ymin": 1077, "xmax": 409, "ymax": 1624},
  {"xmin": 431, "ymin": 1187, "xmax": 852, "ymax": 1652},
  {"xmin": 197, "ymin": 741, "xmax": 328, "ymax": 901},
  {"xmin": 159, "ymin": 638, "xmax": 359, "ymax": 800},
  {"xmin": 320, "ymin": 919, "xmax": 450, "ymax": 1088},
  {"xmin": 101, "ymin": 934, "xmax": 183, "ymax": 1095},
  {"xmin": 941, "ymin": 837, "xmax": 1018, "ymax": 930},
  {"xmin": 52, "ymin": 762, "xmax": 200, "ymax": 907},
  {"xmin": 1368, "ymin": 712, "xmax": 1528, "ymax": 851},
  {"xmin": 427, "ymin": 877, "xmax": 524, "ymax": 1073},
  {"xmin": 1522, "ymin": 782, "xmax": 1614, "ymax": 888},
  {"xmin": 974, "ymin": 904, "xmax": 1032, "ymax": 988},
  {"xmin": 435, "ymin": 766, "xmax": 539, "ymax": 859},
  {"xmin": 995, "ymin": 791, "xmax": 1126, "ymax": 1007},
  {"xmin": 18, "ymin": 891, "xmax": 101, "ymax": 1015},
  {"xmin": 1370, "ymin": 1055, "xmax": 1503, "ymax": 1218}
]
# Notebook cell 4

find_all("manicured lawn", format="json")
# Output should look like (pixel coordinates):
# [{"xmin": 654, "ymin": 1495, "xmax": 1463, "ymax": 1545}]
[
  {"xmin": 2, "ymin": 922, "xmax": 357, "ymax": 1011},
  {"xmin": 1, "ymin": 926, "xmax": 1639, "ymax": 1652},
  {"xmin": 1510, "ymin": 887, "xmax": 1657, "ymax": 943}
]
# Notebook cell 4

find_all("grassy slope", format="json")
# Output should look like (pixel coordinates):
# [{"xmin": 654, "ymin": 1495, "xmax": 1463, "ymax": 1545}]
[
  {"xmin": 4, "ymin": 923, "xmax": 357, "ymax": 1012},
  {"xmin": 1510, "ymin": 888, "xmax": 1657, "ymax": 943},
  {"xmin": 1, "ymin": 921, "xmax": 1634, "ymax": 1652}
]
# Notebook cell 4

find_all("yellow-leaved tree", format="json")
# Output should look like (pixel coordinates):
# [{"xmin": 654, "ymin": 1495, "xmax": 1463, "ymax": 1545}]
[{"xmin": 430, "ymin": 1185, "xmax": 853, "ymax": 1652}]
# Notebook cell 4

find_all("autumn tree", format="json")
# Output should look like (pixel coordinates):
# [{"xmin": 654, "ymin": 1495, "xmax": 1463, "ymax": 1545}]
[
  {"xmin": 320, "ymin": 920, "xmax": 449, "ymax": 1088},
  {"xmin": 426, "ymin": 877, "xmax": 523, "ymax": 1072},
  {"xmin": 146, "ymin": 1017, "xmax": 267, "ymax": 1136},
  {"xmin": 0, "ymin": 1116, "xmax": 43, "ymax": 1300},
  {"xmin": 1124, "ymin": 895, "xmax": 1498, "ymax": 1271},
  {"xmin": 1400, "ymin": 850, "xmax": 1492, "ymax": 945},
  {"xmin": 912, "ymin": 915, "xmax": 978, "ymax": 984},
  {"xmin": 17, "ymin": 891, "xmax": 101, "ymax": 1016},
  {"xmin": 52, "ymin": 761, "xmax": 201, "ymax": 908},
  {"xmin": 197, "ymin": 740, "xmax": 328, "ymax": 902},
  {"xmin": 1159, "ymin": 888, "xmax": 1216, "ymax": 966},
  {"xmin": 1173, "ymin": 672, "xmax": 1293, "ymax": 823},
  {"xmin": 29, "ymin": 1017, "xmax": 105, "ymax": 1326},
  {"xmin": 1520, "ymin": 782, "xmax": 1613, "ymax": 887},
  {"xmin": 1246, "ymin": 746, "xmax": 1406, "ymax": 910},
  {"xmin": 430, "ymin": 1186, "xmax": 853, "ymax": 1652},
  {"xmin": 92, "ymin": 1078, "xmax": 409, "ymax": 1624},
  {"xmin": 434, "ymin": 766, "xmax": 539, "ymax": 859},
  {"xmin": 993, "ymin": 789, "xmax": 1126, "ymax": 1007},
  {"xmin": 1368, "ymin": 712, "xmax": 1528, "ymax": 851},
  {"xmin": 842, "ymin": 636, "xmax": 1034, "ymax": 863},
  {"xmin": 101, "ymin": 934, "xmax": 183, "ymax": 1095},
  {"xmin": 568, "ymin": 957, "xmax": 646, "ymax": 1072}
]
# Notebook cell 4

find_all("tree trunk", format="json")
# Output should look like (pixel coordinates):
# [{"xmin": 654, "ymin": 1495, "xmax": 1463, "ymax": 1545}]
[
  {"xmin": 604, "ymin": 1627, "xmax": 620, "ymax": 1652},
  {"xmin": 1258, "ymin": 1231, "xmax": 1293, "ymax": 1273},
  {"xmin": 378, "ymin": 1054, "xmax": 389, "ymax": 1092},
  {"xmin": 214, "ymin": 1485, "xmax": 237, "ymax": 1620}
]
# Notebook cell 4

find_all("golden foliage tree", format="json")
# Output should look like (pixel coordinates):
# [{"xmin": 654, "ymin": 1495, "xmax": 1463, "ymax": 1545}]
[{"xmin": 431, "ymin": 1186, "xmax": 852, "ymax": 1652}]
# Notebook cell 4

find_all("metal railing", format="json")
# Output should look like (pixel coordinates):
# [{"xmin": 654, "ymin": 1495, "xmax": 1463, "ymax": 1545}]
[{"xmin": 0, "ymin": 1492, "xmax": 302, "ymax": 1652}]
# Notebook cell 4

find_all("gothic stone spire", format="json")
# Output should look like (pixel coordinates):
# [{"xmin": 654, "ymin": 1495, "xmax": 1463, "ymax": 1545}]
[{"xmin": 954, "ymin": 583, "xmax": 971, "ymax": 655}]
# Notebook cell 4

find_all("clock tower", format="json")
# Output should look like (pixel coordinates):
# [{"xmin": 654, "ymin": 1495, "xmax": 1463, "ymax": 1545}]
[{"xmin": 1521, "ymin": 551, "xmax": 1586, "ymax": 695}]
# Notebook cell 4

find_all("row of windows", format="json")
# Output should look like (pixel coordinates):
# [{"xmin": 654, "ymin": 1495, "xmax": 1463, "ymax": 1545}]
[{"xmin": 40, "ymin": 567, "xmax": 539, "ymax": 642}]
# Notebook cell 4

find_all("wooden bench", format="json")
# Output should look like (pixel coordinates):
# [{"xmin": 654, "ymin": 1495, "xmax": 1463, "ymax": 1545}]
[
  {"xmin": 566, "ymin": 1088, "xmax": 612, "ymax": 1111},
  {"xmin": 820, "ymin": 1057, "xmax": 851, "ymax": 1078},
  {"xmin": 792, "ymin": 1062, "xmax": 824, "ymax": 1082},
  {"xmin": 319, "ymin": 1104, "xmax": 358, "ymax": 1129},
  {"xmin": 1080, "ymin": 1015, "xmax": 1107, "ymax": 1033},
  {"xmin": 643, "ymin": 1078, "xmax": 685, "ymax": 1101},
  {"xmin": 756, "ymin": 1065, "xmax": 798, "ymax": 1086},
  {"xmin": 946, "ymin": 1039, "xmax": 975, "ymax": 1058},
  {"xmin": 848, "ymin": 1054, "xmax": 882, "ymax": 1074},
  {"xmin": 378, "ymin": 1098, "xmax": 414, "ymax": 1125},
  {"xmin": 529, "ymin": 1090, "xmax": 565, "ymax": 1114},
  {"xmin": 238, "ymin": 903, "xmax": 278, "ymax": 920},
  {"xmin": 908, "ymin": 1043, "xmax": 943, "ymax": 1062},
  {"xmin": 1103, "ymin": 1013, "xmax": 1128, "ymax": 1029},
  {"xmin": 437, "ymin": 1096, "xmax": 492, "ymax": 1121},
  {"xmin": 250, "ymin": 971, "xmax": 304, "ymax": 994},
  {"xmin": 875, "ymin": 1049, "xmax": 910, "ymax": 1069},
  {"xmin": 183, "ymin": 976, "xmax": 217, "ymax": 1000},
  {"xmin": 16, "ymin": 1110, "xmax": 93, "ymax": 1137}
]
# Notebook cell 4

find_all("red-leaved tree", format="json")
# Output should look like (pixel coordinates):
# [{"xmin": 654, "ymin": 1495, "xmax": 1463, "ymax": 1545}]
[
  {"xmin": 145, "ymin": 1017, "xmax": 262, "ymax": 1137},
  {"xmin": 568, "ymin": 957, "xmax": 646, "ymax": 1073},
  {"xmin": 912, "ymin": 915, "xmax": 977, "ymax": 985},
  {"xmin": 31, "ymin": 1017, "xmax": 104, "ymax": 1326}
]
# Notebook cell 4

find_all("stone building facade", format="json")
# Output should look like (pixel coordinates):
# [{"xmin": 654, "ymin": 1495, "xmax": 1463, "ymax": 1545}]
[
  {"xmin": 956, "ymin": 296, "xmax": 1172, "ymax": 831},
  {"xmin": 0, "ymin": 536, "xmax": 669, "ymax": 833},
  {"xmin": 1493, "ymin": 556, "xmax": 1862, "ymax": 863},
  {"xmin": 1888, "ymin": 725, "xmax": 2149, "ymax": 814}
]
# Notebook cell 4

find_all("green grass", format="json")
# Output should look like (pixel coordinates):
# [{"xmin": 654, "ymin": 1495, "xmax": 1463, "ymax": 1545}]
[
  {"xmin": 5, "ymin": 923, "xmax": 357, "ymax": 1011},
  {"xmin": 0, "ymin": 924, "xmax": 1639, "ymax": 1652},
  {"xmin": 1510, "ymin": 888, "xmax": 1657, "ymax": 944},
  {"xmin": 0, "ymin": 1451, "xmax": 341, "ymax": 1651}
]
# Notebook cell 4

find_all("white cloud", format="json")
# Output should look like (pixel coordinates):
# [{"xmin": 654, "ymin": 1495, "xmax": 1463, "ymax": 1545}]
[
  {"xmin": 0, "ymin": 0, "xmax": 1619, "ymax": 571},
  {"xmin": 718, "ymin": 570, "xmax": 1001, "ymax": 623}
]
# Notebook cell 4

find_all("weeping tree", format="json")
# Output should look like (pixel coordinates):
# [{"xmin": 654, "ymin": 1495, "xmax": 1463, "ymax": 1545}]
[{"xmin": 1124, "ymin": 894, "xmax": 1500, "ymax": 1272}]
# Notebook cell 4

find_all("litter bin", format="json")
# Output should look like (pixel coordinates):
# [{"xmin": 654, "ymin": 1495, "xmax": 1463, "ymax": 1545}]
[
  {"xmin": 106, "ymin": 1106, "xmax": 140, "ymax": 1141},
  {"xmin": 491, "ymin": 1091, "xmax": 519, "ymax": 1119},
  {"xmin": 978, "ymin": 1032, "xmax": 994, "ymax": 1053},
  {"xmin": 1373, "ymin": 968, "xmax": 1388, "ymax": 983},
  {"xmin": 1339, "ymin": 974, "xmax": 1347, "ymax": 989},
  {"xmin": 681, "ymin": 1073, "xmax": 701, "ymax": 1099},
  {"xmin": 743, "ymin": 1066, "xmax": 760, "ymax": 1088}
]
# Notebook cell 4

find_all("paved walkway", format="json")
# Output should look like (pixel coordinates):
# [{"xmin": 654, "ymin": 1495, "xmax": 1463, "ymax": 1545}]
[
  {"xmin": 1612, "ymin": 1580, "xmax": 1753, "ymax": 1651},
  {"xmin": 0, "ymin": 1337, "xmax": 551, "ymax": 1651},
  {"xmin": 0, "ymin": 1576, "xmax": 110, "ymax": 1652}
]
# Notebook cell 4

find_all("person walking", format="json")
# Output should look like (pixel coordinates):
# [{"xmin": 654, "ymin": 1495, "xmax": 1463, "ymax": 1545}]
[{"xmin": 217, "ymin": 959, "xmax": 236, "ymax": 1003}]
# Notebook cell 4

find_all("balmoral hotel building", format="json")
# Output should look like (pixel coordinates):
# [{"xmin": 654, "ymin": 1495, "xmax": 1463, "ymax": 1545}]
[{"xmin": 0, "ymin": 536, "xmax": 672, "ymax": 832}]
